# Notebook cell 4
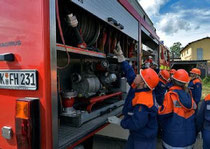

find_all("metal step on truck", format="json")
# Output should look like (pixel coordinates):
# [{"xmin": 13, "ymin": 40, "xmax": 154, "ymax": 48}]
[{"xmin": 0, "ymin": 0, "xmax": 163, "ymax": 148}]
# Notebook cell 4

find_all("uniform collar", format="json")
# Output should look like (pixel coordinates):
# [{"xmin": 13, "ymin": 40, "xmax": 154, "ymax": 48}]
[
  {"xmin": 191, "ymin": 77, "xmax": 200, "ymax": 81},
  {"xmin": 169, "ymin": 86, "xmax": 183, "ymax": 91},
  {"xmin": 205, "ymin": 94, "xmax": 210, "ymax": 101}
]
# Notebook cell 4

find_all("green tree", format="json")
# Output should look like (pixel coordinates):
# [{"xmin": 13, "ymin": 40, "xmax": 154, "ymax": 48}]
[{"xmin": 170, "ymin": 42, "xmax": 182, "ymax": 58}]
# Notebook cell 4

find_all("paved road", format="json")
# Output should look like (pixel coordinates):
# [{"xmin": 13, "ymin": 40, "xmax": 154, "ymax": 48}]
[{"xmin": 93, "ymin": 135, "xmax": 203, "ymax": 149}]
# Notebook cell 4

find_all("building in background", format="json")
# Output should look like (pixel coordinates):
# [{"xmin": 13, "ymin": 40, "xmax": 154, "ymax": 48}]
[
  {"xmin": 180, "ymin": 37, "xmax": 210, "ymax": 76},
  {"xmin": 180, "ymin": 37, "xmax": 210, "ymax": 61}
]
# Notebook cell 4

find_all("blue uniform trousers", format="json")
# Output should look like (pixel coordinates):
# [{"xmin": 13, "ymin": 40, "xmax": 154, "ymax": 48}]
[
  {"xmin": 125, "ymin": 134, "xmax": 156, "ymax": 149},
  {"xmin": 203, "ymin": 130, "xmax": 210, "ymax": 149}
]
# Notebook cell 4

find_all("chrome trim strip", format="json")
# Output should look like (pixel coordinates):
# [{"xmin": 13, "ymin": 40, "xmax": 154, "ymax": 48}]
[
  {"xmin": 138, "ymin": 23, "xmax": 142, "ymax": 71},
  {"xmin": 50, "ymin": 0, "xmax": 58, "ymax": 148}
]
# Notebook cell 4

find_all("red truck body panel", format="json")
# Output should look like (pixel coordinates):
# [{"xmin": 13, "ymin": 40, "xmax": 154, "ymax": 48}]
[{"xmin": 0, "ymin": 0, "xmax": 52, "ymax": 148}]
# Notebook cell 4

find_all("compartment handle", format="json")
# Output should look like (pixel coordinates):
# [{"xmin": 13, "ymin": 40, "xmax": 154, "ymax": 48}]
[{"xmin": 0, "ymin": 53, "xmax": 14, "ymax": 61}]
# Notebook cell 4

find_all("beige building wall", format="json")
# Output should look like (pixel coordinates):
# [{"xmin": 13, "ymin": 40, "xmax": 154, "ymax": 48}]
[
  {"xmin": 181, "ymin": 47, "xmax": 192, "ymax": 60},
  {"xmin": 181, "ymin": 38, "xmax": 210, "ymax": 61},
  {"xmin": 180, "ymin": 38, "xmax": 210, "ymax": 76}
]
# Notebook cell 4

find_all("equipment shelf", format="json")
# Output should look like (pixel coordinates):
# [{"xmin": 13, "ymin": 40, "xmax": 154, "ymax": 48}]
[
  {"xmin": 56, "ymin": 44, "xmax": 137, "ymax": 61},
  {"xmin": 56, "ymin": 44, "xmax": 106, "ymax": 58},
  {"xmin": 58, "ymin": 105, "xmax": 123, "ymax": 149}
]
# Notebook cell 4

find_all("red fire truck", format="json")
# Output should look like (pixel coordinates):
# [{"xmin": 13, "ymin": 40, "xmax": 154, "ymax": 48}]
[{"xmin": 0, "ymin": 0, "xmax": 161, "ymax": 148}]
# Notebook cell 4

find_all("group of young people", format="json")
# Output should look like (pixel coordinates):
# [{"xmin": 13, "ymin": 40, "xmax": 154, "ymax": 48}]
[{"xmin": 108, "ymin": 43, "xmax": 210, "ymax": 149}]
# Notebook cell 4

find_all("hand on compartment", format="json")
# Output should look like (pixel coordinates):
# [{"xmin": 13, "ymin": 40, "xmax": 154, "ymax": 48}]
[
  {"xmin": 113, "ymin": 42, "xmax": 125, "ymax": 63},
  {"xmin": 67, "ymin": 13, "xmax": 78, "ymax": 27}
]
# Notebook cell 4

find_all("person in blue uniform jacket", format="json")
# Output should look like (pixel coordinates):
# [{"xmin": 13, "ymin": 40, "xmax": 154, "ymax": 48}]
[
  {"xmin": 188, "ymin": 68, "xmax": 202, "ymax": 105},
  {"xmin": 108, "ymin": 42, "xmax": 159, "ymax": 149},
  {"xmin": 154, "ymin": 70, "xmax": 170, "ymax": 105},
  {"xmin": 196, "ymin": 94, "xmax": 210, "ymax": 149},
  {"xmin": 158, "ymin": 69, "xmax": 197, "ymax": 149}
]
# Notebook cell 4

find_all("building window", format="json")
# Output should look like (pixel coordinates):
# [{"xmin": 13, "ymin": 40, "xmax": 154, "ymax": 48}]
[
  {"xmin": 197, "ymin": 48, "xmax": 203, "ymax": 60},
  {"xmin": 187, "ymin": 50, "xmax": 188, "ymax": 54}
]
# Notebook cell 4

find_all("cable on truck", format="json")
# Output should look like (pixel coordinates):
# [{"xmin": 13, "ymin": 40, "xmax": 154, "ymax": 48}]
[{"xmin": 56, "ymin": 0, "xmax": 70, "ymax": 69}]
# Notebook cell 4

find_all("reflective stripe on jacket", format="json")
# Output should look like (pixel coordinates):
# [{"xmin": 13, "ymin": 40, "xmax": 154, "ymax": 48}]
[{"xmin": 163, "ymin": 141, "xmax": 194, "ymax": 149}]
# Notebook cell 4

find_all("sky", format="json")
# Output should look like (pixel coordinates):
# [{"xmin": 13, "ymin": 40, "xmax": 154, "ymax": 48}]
[{"xmin": 138, "ymin": 0, "xmax": 210, "ymax": 48}]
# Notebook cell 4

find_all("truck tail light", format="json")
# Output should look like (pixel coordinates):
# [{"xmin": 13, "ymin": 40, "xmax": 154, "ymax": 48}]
[{"xmin": 15, "ymin": 98, "xmax": 40, "ymax": 149}]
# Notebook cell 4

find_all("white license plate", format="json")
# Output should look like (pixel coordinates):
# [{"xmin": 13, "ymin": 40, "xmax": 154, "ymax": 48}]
[{"xmin": 0, "ymin": 70, "xmax": 37, "ymax": 90}]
